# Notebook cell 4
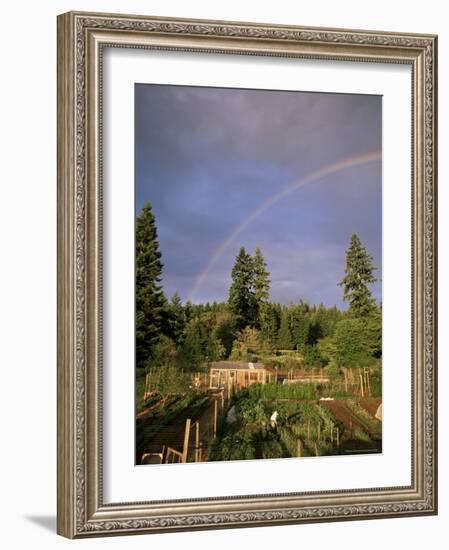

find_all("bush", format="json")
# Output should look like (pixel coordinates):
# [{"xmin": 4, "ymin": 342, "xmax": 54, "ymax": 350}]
[
  {"xmin": 248, "ymin": 382, "xmax": 319, "ymax": 401},
  {"xmin": 209, "ymin": 432, "xmax": 256, "ymax": 461}
]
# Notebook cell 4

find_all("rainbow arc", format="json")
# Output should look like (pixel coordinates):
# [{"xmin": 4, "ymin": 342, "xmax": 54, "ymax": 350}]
[{"xmin": 187, "ymin": 151, "xmax": 381, "ymax": 302}]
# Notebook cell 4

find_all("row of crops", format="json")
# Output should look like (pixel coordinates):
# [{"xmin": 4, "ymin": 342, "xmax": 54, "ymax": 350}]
[
  {"xmin": 208, "ymin": 386, "xmax": 382, "ymax": 461},
  {"xmin": 208, "ymin": 393, "xmax": 343, "ymax": 461},
  {"xmin": 136, "ymin": 381, "xmax": 382, "ymax": 464},
  {"xmin": 344, "ymin": 400, "xmax": 381, "ymax": 437}
]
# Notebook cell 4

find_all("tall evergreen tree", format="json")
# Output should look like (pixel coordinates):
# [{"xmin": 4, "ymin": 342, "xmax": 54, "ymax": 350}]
[
  {"xmin": 290, "ymin": 301, "xmax": 310, "ymax": 352},
  {"xmin": 259, "ymin": 302, "xmax": 279, "ymax": 348},
  {"xmin": 168, "ymin": 291, "xmax": 186, "ymax": 346},
  {"xmin": 135, "ymin": 202, "xmax": 167, "ymax": 369},
  {"xmin": 253, "ymin": 247, "xmax": 271, "ymax": 328},
  {"xmin": 338, "ymin": 233, "xmax": 377, "ymax": 316},
  {"xmin": 278, "ymin": 307, "xmax": 293, "ymax": 350},
  {"xmin": 253, "ymin": 247, "xmax": 270, "ymax": 303},
  {"xmin": 228, "ymin": 247, "xmax": 255, "ymax": 329}
]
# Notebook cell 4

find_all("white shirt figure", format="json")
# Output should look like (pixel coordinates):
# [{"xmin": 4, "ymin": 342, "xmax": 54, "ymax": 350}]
[{"xmin": 270, "ymin": 411, "xmax": 279, "ymax": 429}]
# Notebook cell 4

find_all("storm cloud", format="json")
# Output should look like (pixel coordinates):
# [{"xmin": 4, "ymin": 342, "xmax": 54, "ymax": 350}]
[{"xmin": 135, "ymin": 84, "xmax": 382, "ymax": 307}]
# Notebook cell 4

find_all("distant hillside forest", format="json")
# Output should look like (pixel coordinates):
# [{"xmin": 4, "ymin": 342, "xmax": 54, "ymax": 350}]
[{"xmin": 136, "ymin": 202, "xmax": 382, "ymax": 388}]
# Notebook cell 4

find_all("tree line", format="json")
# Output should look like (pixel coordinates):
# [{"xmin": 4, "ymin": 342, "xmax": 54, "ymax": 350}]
[{"xmin": 136, "ymin": 202, "xmax": 381, "ymax": 379}]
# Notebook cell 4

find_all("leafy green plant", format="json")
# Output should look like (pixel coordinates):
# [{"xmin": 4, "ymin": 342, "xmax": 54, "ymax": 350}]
[
  {"xmin": 209, "ymin": 432, "xmax": 256, "ymax": 461},
  {"xmin": 352, "ymin": 427, "xmax": 372, "ymax": 444},
  {"xmin": 345, "ymin": 400, "xmax": 381, "ymax": 436},
  {"xmin": 248, "ymin": 382, "xmax": 319, "ymax": 401},
  {"xmin": 261, "ymin": 438, "xmax": 285, "ymax": 459}
]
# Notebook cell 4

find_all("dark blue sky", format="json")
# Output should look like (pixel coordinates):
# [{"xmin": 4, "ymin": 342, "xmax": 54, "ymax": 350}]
[{"xmin": 135, "ymin": 84, "xmax": 382, "ymax": 308}]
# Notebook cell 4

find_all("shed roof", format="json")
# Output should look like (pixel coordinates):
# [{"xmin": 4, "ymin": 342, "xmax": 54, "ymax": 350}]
[{"xmin": 210, "ymin": 361, "xmax": 273, "ymax": 372}]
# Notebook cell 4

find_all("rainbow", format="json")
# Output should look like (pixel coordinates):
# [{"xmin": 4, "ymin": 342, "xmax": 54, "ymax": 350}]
[{"xmin": 187, "ymin": 151, "xmax": 381, "ymax": 302}]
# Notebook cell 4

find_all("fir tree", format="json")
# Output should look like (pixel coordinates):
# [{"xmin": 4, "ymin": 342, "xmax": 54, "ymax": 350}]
[
  {"xmin": 135, "ymin": 202, "xmax": 168, "ymax": 369},
  {"xmin": 290, "ymin": 301, "xmax": 310, "ymax": 352},
  {"xmin": 253, "ymin": 247, "xmax": 271, "ymax": 328},
  {"xmin": 278, "ymin": 307, "xmax": 293, "ymax": 350},
  {"xmin": 338, "ymin": 234, "xmax": 377, "ymax": 316},
  {"xmin": 228, "ymin": 247, "xmax": 255, "ymax": 329},
  {"xmin": 259, "ymin": 302, "xmax": 279, "ymax": 348},
  {"xmin": 253, "ymin": 247, "xmax": 270, "ymax": 303},
  {"xmin": 168, "ymin": 291, "xmax": 186, "ymax": 346}
]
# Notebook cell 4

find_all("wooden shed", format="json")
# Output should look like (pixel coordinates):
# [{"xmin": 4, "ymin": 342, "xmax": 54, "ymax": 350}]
[{"xmin": 209, "ymin": 361, "xmax": 274, "ymax": 390}]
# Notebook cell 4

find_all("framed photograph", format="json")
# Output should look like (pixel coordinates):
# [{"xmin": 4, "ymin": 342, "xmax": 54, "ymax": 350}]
[{"xmin": 57, "ymin": 11, "xmax": 438, "ymax": 538}]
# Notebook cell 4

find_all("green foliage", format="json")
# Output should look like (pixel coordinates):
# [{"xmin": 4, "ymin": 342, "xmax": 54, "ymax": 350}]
[
  {"xmin": 212, "ymin": 311, "xmax": 236, "ymax": 357},
  {"xmin": 150, "ymin": 335, "xmax": 178, "ymax": 369},
  {"xmin": 338, "ymin": 233, "xmax": 377, "ymax": 316},
  {"xmin": 302, "ymin": 344, "xmax": 323, "ymax": 369},
  {"xmin": 181, "ymin": 313, "xmax": 226, "ymax": 370},
  {"xmin": 277, "ymin": 308, "xmax": 294, "ymax": 350},
  {"xmin": 253, "ymin": 247, "xmax": 270, "ymax": 326},
  {"xmin": 248, "ymin": 382, "xmax": 319, "ymax": 401},
  {"xmin": 228, "ymin": 247, "xmax": 256, "ymax": 329},
  {"xmin": 259, "ymin": 302, "xmax": 280, "ymax": 347},
  {"xmin": 236, "ymin": 396, "xmax": 267, "ymax": 426},
  {"xmin": 209, "ymin": 432, "xmax": 256, "ymax": 461},
  {"xmin": 370, "ymin": 366, "xmax": 382, "ymax": 397},
  {"xmin": 136, "ymin": 203, "xmax": 169, "ymax": 369},
  {"xmin": 145, "ymin": 365, "xmax": 192, "ymax": 397},
  {"xmin": 261, "ymin": 438, "xmax": 286, "ymax": 459},
  {"xmin": 136, "ymin": 393, "xmax": 162, "ymax": 414},
  {"xmin": 264, "ymin": 353, "xmax": 302, "ymax": 370},
  {"xmin": 289, "ymin": 301, "xmax": 310, "ymax": 351},
  {"xmin": 229, "ymin": 326, "xmax": 270, "ymax": 362},
  {"xmin": 228, "ymin": 247, "xmax": 272, "ymax": 331},
  {"xmin": 345, "ymin": 400, "xmax": 381, "ymax": 436},
  {"xmin": 352, "ymin": 427, "xmax": 372, "ymax": 444},
  {"xmin": 334, "ymin": 317, "xmax": 380, "ymax": 370},
  {"xmin": 168, "ymin": 291, "xmax": 186, "ymax": 346}
]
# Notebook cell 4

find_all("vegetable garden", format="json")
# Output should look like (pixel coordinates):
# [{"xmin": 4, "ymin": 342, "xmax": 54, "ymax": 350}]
[{"xmin": 136, "ymin": 379, "xmax": 381, "ymax": 465}]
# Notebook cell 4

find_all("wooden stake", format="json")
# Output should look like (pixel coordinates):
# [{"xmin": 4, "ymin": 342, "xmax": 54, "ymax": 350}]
[
  {"xmin": 336, "ymin": 427, "xmax": 340, "ymax": 447},
  {"xmin": 359, "ymin": 373, "xmax": 365, "ymax": 397},
  {"xmin": 213, "ymin": 400, "xmax": 218, "ymax": 437},
  {"xmin": 195, "ymin": 421, "xmax": 200, "ymax": 462},
  {"xmin": 296, "ymin": 439, "xmax": 302, "ymax": 457},
  {"xmin": 182, "ymin": 418, "xmax": 191, "ymax": 463}
]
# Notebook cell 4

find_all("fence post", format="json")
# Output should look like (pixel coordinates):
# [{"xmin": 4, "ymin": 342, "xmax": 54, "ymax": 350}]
[
  {"xmin": 296, "ymin": 438, "xmax": 302, "ymax": 457},
  {"xmin": 195, "ymin": 420, "xmax": 200, "ymax": 462},
  {"xmin": 182, "ymin": 418, "xmax": 191, "ymax": 463},
  {"xmin": 213, "ymin": 400, "xmax": 218, "ymax": 437}
]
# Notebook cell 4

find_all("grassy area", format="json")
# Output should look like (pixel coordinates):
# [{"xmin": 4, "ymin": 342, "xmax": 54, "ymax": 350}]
[{"xmin": 248, "ymin": 382, "xmax": 319, "ymax": 400}]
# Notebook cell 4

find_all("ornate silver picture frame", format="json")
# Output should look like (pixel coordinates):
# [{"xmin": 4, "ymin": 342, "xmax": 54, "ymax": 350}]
[{"xmin": 57, "ymin": 11, "xmax": 437, "ymax": 538}]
